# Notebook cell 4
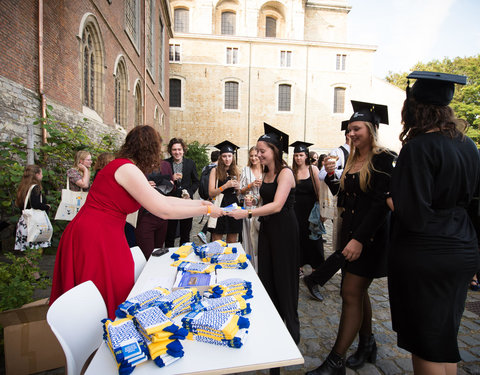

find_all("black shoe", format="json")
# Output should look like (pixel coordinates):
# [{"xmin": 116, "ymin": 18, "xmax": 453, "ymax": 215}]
[
  {"xmin": 306, "ymin": 351, "xmax": 345, "ymax": 375},
  {"xmin": 303, "ymin": 275, "xmax": 324, "ymax": 302},
  {"xmin": 346, "ymin": 334, "xmax": 377, "ymax": 370}
]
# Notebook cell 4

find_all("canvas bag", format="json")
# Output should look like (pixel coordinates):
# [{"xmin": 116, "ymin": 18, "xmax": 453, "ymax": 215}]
[
  {"xmin": 22, "ymin": 185, "xmax": 53, "ymax": 243},
  {"xmin": 54, "ymin": 177, "xmax": 88, "ymax": 221},
  {"xmin": 207, "ymin": 179, "xmax": 223, "ymax": 229}
]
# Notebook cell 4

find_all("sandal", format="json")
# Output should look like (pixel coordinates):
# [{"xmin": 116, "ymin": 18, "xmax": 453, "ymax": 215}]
[{"xmin": 470, "ymin": 280, "xmax": 480, "ymax": 291}]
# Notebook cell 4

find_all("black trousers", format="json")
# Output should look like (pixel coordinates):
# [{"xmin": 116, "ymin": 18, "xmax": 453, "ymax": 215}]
[{"xmin": 165, "ymin": 218, "xmax": 193, "ymax": 247}]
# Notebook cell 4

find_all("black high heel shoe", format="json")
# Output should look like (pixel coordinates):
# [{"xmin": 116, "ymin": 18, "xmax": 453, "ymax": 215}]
[{"xmin": 305, "ymin": 351, "xmax": 345, "ymax": 375}]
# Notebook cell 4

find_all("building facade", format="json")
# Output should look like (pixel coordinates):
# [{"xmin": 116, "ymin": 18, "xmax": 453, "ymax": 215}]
[
  {"xmin": 167, "ymin": 0, "xmax": 405, "ymax": 164},
  {"xmin": 0, "ymin": 0, "xmax": 173, "ymax": 159}
]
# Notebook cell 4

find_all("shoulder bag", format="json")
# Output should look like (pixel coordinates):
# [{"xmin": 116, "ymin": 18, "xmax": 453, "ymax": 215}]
[
  {"xmin": 22, "ymin": 185, "xmax": 53, "ymax": 243},
  {"xmin": 308, "ymin": 166, "xmax": 326, "ymax": 240},
  {"xmin": 54, "ymin": 177, "xmax": 88, "ymax": 221},
  {"xmin": 207, "ymin": 178, "xmax": 223, "ymax": 229}
]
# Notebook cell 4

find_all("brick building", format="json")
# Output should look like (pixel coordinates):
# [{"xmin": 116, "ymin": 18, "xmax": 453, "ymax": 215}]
[
  {"xmin": 0, "ymin": 0, "xmax": 173, "ymax": 161},
  {"xmin": 166, "ymin": 0, "xmax": 405, "ymax": 165}
]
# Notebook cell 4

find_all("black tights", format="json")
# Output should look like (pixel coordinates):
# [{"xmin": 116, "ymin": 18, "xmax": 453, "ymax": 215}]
[{"xmin": 332, "ymin": 272, "xmax": 373, "ymax": 356}]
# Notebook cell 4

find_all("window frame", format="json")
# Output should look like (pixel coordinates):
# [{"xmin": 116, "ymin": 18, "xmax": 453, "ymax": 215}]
[
  {"xmin": 266, "ymin": 16, "xmax": 277, "ymax": 37},
  {"xmin": 169, "ymin": 43, "xmax": 181, "ymax": 63},
  {"xmin": 336, "ymin": 54, "xmax": 346, "ymax": 71},
  {"xmin": 280, "ymin": 50, "xmax": 292, "ymax": 68},
  {"xmin": 125, "ymin": 0, "xmax": 140, "ymax": 52},
  {"xmin": 169, "ymin": 77, "xmax": 183, "ymax": 109},
  {"xmin": 277, "ymin": 83, "xmax": 292, "ymax": 113},
  {"xmin": 221, "ymin": 11, "xmax": 236, "ymax": 35},
  {"xmin": 333, "ymin": 86, "xmax": 346, "ymax": 113},
  {"xmin": 226, "ymin": 47, "xmax": 239, "ymax": 65},
  {"xmin": 174, "ymin": 8, "xmax": 189, "ymax": 33},
  {"xmin": 224, "ymin": 80, "xmax": 240, "ymax": 111},
  {"xmin": 146, "ymin": 0, "xmax": 155, "ymax": 80}
]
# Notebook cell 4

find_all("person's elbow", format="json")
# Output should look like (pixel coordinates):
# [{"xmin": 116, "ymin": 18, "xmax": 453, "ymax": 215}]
[{"xmin": 75, "ymin": 180, "xmax": 89, "ymax": 189}]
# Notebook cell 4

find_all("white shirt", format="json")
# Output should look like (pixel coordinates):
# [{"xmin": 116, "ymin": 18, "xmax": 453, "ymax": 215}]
[{"xmin": 319, "ymin": 143, "xmax": 350, "ymax": 181}]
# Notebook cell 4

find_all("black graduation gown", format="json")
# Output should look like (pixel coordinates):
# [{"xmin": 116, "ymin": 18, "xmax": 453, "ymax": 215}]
[{"xmin": 388, "ymin": 132, "xmax": 480, "ymax": 363}]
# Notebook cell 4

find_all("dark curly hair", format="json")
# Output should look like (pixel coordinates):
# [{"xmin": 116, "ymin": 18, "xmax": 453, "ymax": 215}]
[
  {"xmin": 167, "ymin": 137, "xmax": 187, "ymax": 155},
  {"xmin": 400, "ymin": 97, "xmax": 462, "ymax": 145},
  {"xmin": 116, "ymin": 125, "xmax": 162, "ymax": 174}
]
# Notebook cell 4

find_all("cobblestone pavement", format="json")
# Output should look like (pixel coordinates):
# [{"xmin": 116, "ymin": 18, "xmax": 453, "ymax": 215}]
[{"xmin": 31, "ymin": 218, "xmax": 480, "ymax": 375}]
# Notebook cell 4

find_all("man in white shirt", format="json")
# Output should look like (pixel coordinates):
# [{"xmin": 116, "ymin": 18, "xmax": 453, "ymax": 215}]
[{"xmin": 319, "ymin": 123, "xmax": 350, "ymax": 181}]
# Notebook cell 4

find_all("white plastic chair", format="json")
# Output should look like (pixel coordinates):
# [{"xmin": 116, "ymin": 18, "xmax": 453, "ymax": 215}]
[
  {"xmin": 131, "ymin": 246, "xmax": 147, "ymax": 282},
  {"xmin": 46, "ymin": 281, "xmax": 107, "ymax": 375}
]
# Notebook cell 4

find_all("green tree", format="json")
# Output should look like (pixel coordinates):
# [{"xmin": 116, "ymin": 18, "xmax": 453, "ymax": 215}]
[
  {"xmin": 385, "ymin": 55, "xmax": 480, "ymax": 146},
  {"xmin": 185, "ymin": 140, "xmax": 210, "ymax": 176}
]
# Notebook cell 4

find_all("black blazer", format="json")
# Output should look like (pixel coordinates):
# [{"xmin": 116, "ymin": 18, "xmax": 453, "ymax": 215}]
[{"xmin": 164, "ymin": 157, "xmax": 199, "ymax": 199}]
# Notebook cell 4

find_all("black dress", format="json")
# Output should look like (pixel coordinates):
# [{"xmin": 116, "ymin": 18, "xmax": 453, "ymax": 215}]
[
  {"xmin": 389, "ymin": 133, "xmax": 480, "ymax": 363},
  {"xmin": 325, "ymin": 151, "xmax": 394, "ymax": 278},
  {"xmin": 258, "ymin": 168, "xmax": 300, "ymax": 344},
  {"xmin": 294, "ymin": 176, "xmax": 324, "ymax": 268},
  {"xmin": 208, "ymin": 177, "xmax": 242, "ymax": 235}
]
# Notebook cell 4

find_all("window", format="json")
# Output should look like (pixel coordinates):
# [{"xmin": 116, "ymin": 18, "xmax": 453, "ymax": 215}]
[
  {"xmin": 174, "ymin": 8, "xmax": 189, "ymax": 33},
  {"xmin": 266, "ymin": 16, "xmax": 276, "ymax": 37},
  {"xmin": 82, "ymin": 23, "xmax": 103, "ymax": 112},
  {"xmin": 278, "ymin": 84, "xmax": 291, "ymax": 112},
  {"xmin": 170, "ymin": 78, "xmax": 182, "ymax": 107},
  {"xmin": 225, "ymin": 81, "xmax": 239, "ymax": 110},
  {"xmin": 169, "ymin": 44, "xmax": 181, "ymax": 62},
  {"xmin": 280, "ymin": 50, "xmax": 291, "ymax": 67},
  {"xmin": 125, "ymin": 0, "xmax": 140, "ymax": 47},
  {"xmin": 336, "ymin": 54, "xmax": 346, "ymax": 71},
  {"xmin": 333, "ymin": 87, "xmax": 345, "ymax": 113},
  {"xmin": 114, "ymin": 59, "xmax": 127, "ymax": 127},
  {"xmin": 159, "ymin": 17, "xmax": 164, "ymax": 93},
  {"xmin": 146, "ymin": 0, "xmax": 155, "ymax": 76},
  {"xmin": 134, "ymin": 83, "xmax": 143, "ymax": 126},
  {"xmin": 226, "ymin": 47, "xmax": 238, "ymax": 65},
  {"xmin": 221, "ymin": 11, "xmax": 235, "ymax": 35}
]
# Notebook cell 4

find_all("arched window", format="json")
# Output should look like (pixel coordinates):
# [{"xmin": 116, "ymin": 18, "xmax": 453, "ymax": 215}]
[
  {"xmin": 125, "ymin": 0, "xmax": 140, "ymax": 47},
  {"xmin": 221, "ymin": 11, "xmax": 235, "ymax": 35},
  {"xmin": 174, "ymin": 8, "xmax": 189, "ymax": 33},
  {"xmin": 225, "ymin": 81, "xmax": 239, "ymax": 110},
  {"xmin": 134, "ymin": 83, "xmax": 143, "ymax": 126},
  {"xmin": 82, "ymin": 23, "xmax": 103, "ymax": 113},
  {"xmin": 333, "ymin": 87, "xmax": 346, "ymax": 113},
  {"xmin": 114, "ymin": 59, "xmax": 127, "ymax": 127},
  {"xmin": 266, "ymin": 16, "xmax": 276, "ymax": 37},
  {"xmin": 170, "ymin": 78, "xmax": 182, "ymax": 108},
  {"xmin": 278, "ymin": 84, "xmax": 291, "ymax": 111}
]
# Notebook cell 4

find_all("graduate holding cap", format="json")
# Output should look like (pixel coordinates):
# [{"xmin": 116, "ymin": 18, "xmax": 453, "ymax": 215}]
[
  {"xmin": 290, "ymin": 140, "xmax": 325, "ymax": 292},
  {"xmin": 305, "ymin": 101, "xmax": 396, "ymax": 374},
  {"xmin": 388, "ymin": 72, "xmax": 480, "ymax": 374},
  {"xmin": 207, "ymin": 140, "xmax": 243, "ymax": 243},
  {"xmin": 228, "ymin": 123, "xmax": 301, "ymax": 351}
]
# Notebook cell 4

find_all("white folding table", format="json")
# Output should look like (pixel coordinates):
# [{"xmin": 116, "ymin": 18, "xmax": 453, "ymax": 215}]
[{"xmin": 85, "ymin": 243, "xmax": 304, "ymax": 374}]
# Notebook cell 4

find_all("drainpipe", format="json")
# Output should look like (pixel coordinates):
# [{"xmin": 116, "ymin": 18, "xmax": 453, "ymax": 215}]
[{"xmin": 303, "ymin": 45, "xmax": 309, "ymax": 141}]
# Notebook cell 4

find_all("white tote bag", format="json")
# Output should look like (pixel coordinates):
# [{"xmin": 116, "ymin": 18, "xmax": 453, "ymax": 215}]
[
  {"xmin": 22, "ymin": 185, "xmax": 53, "ymax": 243},
  {"xmin": 54, "ymin": 177, "xmax": 88, "ymax": 221}
]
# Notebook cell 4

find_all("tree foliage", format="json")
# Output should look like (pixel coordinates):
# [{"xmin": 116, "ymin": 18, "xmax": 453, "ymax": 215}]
[
  {"xmin": 385, "ymin": 55, "xmax": 480, "ymax": 146},
  {"xmin": 185, "ymin": 140, "xmax": 210, "ymax": 176}
]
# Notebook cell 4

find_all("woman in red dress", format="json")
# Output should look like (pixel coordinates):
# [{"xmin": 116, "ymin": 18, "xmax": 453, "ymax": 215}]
[{"xmin": 50, "ymin": 126, "xmax": 223, "ymax": 319}]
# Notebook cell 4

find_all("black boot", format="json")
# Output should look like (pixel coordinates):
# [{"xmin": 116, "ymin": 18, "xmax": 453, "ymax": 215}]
[
  {"xmin": 346, "ymin": 334, "xmax": 377, "ymax": 369},
  {"xmin": 303, "ymin": 275, "xmax": 324, "ymax": 301},
  {"xmin": 305, "ymin": 351, "xmax": 345, "ymax": 375}
]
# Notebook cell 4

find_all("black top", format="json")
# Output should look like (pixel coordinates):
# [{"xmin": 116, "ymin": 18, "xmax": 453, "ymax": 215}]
[
  {"xmin": 27, "ymin": 185, "xmax": 49, "ymax": 212},
  {"xmin": 391, "ymin": 132, "xmax": 480, "ymax": 248},
  {"xmin": 164, "ymin": 157, "xmax": 199, "ymax": 199},
  {"xmin": 260, "ymin": 168, "xmax": 296, "ymax": 213}
]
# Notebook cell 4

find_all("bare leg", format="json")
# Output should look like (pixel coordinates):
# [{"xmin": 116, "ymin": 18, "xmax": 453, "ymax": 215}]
[
  {"xmin": 332, "ymin": 272, "xmax": 373, "ymax": 356},
  {"xmin": 211, "ymin": 233, "xmax": 224, "ymax": 241},
  {"xmin": 226, "ymin": 233, "xmax": 238, "ymax": 243},
  {"xmin": 412, "ymin": 354, "xmax": 457, "ymax": 375}
]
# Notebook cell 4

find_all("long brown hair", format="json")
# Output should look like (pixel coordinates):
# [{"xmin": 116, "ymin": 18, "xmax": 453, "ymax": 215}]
[
  {"xmin": 16, "ymin": 165, "xmax": 42, "ymax": 208},
  {"xmin": 400, "ymin": 97, "xmax": 462, "ymax": 145},
  {"xmin": 216, "ymin": 153, "xmax": 240, "ymax": 181},
  {"xmin": 340, "ymin": 121, "xmax": 391, "ymax": 192},
  {"xmin": 292, "ymin": 151, "xmax": 310, "ymax": 182},
  {"xmin": 93, "ymin": 152, "xmax": 115, "ymax": 173},
  {"xmin": 116, "ymin": 125, "xmax": 162, "ymax": 174}
]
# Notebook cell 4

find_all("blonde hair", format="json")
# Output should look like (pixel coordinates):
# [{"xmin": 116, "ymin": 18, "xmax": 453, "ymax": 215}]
[
  {"xmin": 16, "ymin": 165, "xmax": 42, "ymax": 208},
  {"xmin": 73, "ymin": 150, "xmax": 91, "ymax": 170},
  {"xmin": 340, "ymin": 121, "xmax": 389, "ymax": 192}
]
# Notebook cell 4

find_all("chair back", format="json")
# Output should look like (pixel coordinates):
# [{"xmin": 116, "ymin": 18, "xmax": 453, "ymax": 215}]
[
  {"xmin": 47, "ymin": 281, "xmax": 107, "ymax": 375},
  {"xmin": 131, "ymin": 246, "xmax": 147, "ymax": 282}
]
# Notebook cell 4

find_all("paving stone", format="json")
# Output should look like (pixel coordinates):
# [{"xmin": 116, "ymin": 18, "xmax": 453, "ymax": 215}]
[
  {"xmin": 376, "ymin": 358, "xmax": 402, "ymax": 375},
  {"xmin": 394, "ymin": 357, "xmax": 414, "ymax": 372}
]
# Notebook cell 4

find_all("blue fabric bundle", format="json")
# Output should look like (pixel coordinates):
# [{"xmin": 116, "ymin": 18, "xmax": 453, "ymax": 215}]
[
  {"xmin": 191, "ymin": 295, "xmax": 251, "ymax": 316},
  {"xmin": 204, "ymin": 278, "xmax": 253, "ymax": 299},
  {"xmin": 102, "ymin": 318, "xmax": 149, "ymax": 375},
  {"xmin": 133, "ymin": 306, "xmax": 188, "ymax": 368},
  {"xmin": 208, "ymin": 253, "xmax": 249, "ymax": 269},
  {"xmin": 116, "ymin": 287, "xmax": 170, "ymax": 318},
  {"xmin": 194, "ymin": 240, "xmax": 237, "ymax": 259},
  {"xmin": 156, "ymin": 288, "xmax": 201, "ymax": 318},
  {"xmin": 170, "ymin": 242, "xmax": 196, "ymax": 261},
  {"xmin": 171, "ymin": 260, "xmax": 219, "ymax": 274},
  {"xmin": 193, "ymin": 328, "xmax": 249, "ymax": 348}
]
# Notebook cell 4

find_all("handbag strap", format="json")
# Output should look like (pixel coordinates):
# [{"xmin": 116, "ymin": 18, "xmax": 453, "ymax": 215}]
[
  {"xmin": 24, "ymin": 184, "xmax": 37, "ymax": 210},
  {"xmin": 309, "ymin": 165, "xmax": 319, "ymax": 200}
]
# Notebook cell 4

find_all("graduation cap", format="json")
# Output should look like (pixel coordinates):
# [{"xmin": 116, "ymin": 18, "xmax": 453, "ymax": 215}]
[
  {"xmin": 290, "ymin": 141, "xmax": 313, "ymax": 154},
  {"xmin": 340, "ymin": 120, "xmax": 350, "ymax": 132},
  {"xmin": 258, "ymin": 123, "xmax": 289, "ymax": 154},
  {"xmin": 349, "ymin": 100, "xmax": 389, "ymax": 127},
  {"xmin": 407, "ymin": 71, "xmax": 467, "ymax": 106},
  {"xmin": 214, "ymin": 140, "xmax": 239, "ymax": 155}
]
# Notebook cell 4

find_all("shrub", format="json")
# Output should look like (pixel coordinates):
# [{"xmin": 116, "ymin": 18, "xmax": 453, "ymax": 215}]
[{"xmin": 185, "ymin": 140, "xmax": 210, "ymax": 176}]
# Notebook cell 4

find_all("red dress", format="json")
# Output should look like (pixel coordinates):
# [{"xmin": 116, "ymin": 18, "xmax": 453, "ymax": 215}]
[{"xmin": 50, "ymin": 159, "xmax": 141, "ymax": 319}]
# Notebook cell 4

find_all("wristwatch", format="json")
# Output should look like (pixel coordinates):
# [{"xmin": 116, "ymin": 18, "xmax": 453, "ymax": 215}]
[{"xmin": 248, "ymin": 210, "xmax": 253, "ymax": 219}]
